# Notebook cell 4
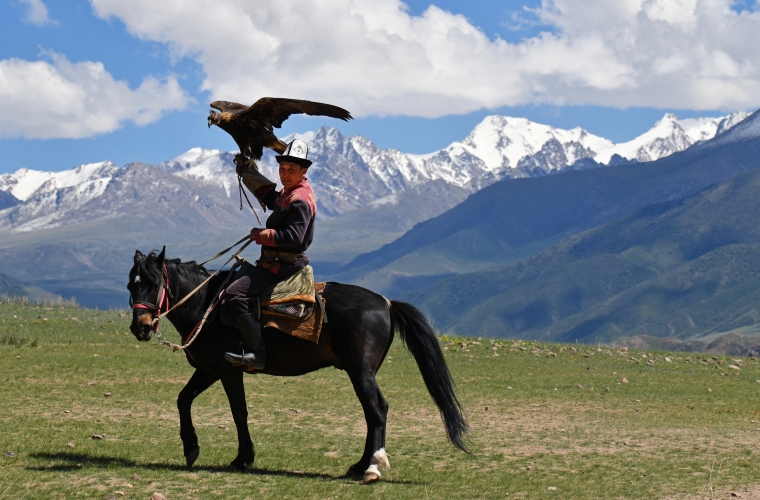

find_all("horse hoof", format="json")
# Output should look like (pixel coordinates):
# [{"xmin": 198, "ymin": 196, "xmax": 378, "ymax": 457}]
[
  {"xmin": 228, "ymin": 457, "xmax": 253, "ymax": 472},
  {"xmin": 185, "ymin": 447, "xmax": 200, "ymax": 468},
  {"xmin": 362, "ymin": 465, "xmax": 381, "ymax": 484}
]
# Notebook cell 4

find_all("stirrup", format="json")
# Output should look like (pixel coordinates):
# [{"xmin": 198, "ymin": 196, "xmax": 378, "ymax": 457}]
[{"xmin": 224, "ymin": 350, "xmax": 266, "ymax": 369}]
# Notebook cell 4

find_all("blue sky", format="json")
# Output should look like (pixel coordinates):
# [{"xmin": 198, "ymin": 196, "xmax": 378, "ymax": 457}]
[{"xmin": 1, "ymin": 0, "xmax": 758, "ymax": 174}]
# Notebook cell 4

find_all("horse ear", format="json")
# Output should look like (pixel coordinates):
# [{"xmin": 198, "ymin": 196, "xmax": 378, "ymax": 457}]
[
  {"xmin": 134, "ymin": 250, "xmax": 144, "ymax": 264},
  {"xmin": 156, "ymin": 246, "xmax": 166, "ymax": 266}
]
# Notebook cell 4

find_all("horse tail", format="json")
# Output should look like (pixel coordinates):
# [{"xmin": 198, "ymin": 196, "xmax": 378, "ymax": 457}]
[{"xmin": 389, "ymin": 300, "xmax": 469, "ymax": 453}]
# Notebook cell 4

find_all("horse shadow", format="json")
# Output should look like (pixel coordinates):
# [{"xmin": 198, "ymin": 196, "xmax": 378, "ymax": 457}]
[{"xmin": 27, "ymin": 452, "xmax": 421, "ymax": 484}]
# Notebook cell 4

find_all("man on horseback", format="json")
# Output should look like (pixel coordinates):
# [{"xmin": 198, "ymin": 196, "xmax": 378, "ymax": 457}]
[{"xmin": 222, "ymin": 139, "xmax": 316, "ymax": 369}]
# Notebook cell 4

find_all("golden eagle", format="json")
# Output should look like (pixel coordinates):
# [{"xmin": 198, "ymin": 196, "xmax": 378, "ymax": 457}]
[{"xmin": 207, "ymin": 97, "xmax": 352, "ymax": 167}]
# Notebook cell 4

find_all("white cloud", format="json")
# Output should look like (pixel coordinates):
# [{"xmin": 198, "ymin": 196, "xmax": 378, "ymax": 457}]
[
  {"xmin": 0, "ymin": 53, "xmax": 190, "ymax": 139},
  {"xmin": 19, "ymin": 0, "xmax": 54, "ymax": 27},
  {"xmin": 88, "ymin": 0, "xmax": 760, "ymax": 117}
]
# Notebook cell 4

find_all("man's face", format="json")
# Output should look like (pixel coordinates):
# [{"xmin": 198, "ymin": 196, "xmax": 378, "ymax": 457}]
[{"xmin": 279, "ymin": 161, "xmax": 308, "ymax": 189}]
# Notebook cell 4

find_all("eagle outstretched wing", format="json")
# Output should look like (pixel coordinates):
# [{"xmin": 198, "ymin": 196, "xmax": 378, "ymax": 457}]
[
  {"xmin": 238, "ymin": 97, "xmax": 352, "ymax": 129},
  {"xmin": 208, "ymin": 97, "xmax": 352, "ymax": 162}
]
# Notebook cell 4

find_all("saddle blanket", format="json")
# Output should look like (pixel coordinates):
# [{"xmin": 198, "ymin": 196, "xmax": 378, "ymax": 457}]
[
  {"xmin": 257, "ymin": 282, "xmax": 326, "ymax": 346},
  {"xmin": 228, "ymin": 264, "xmax": 326, "ymax": 344},
  {"xmin": 260, "ymin": 265, "xmax": 316, "ymax": 305}
]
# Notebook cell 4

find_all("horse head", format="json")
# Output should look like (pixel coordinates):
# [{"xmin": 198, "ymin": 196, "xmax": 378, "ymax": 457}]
[{"xmin": 127, "ymin": 246, "xmax": 167, "ymax": 342}]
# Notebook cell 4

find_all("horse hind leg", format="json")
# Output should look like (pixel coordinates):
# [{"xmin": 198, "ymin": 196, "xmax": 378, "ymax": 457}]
[
  {"xmin": 362, "ymin": 387, "xmax": 390, "ymax": 483},
  {"xmin": 178, "ymin": 369, "xmax": 219, "ymax": 467},
  {"xmin": 346, "ymin": 370, "xmax": 390, "ymax": 483}
]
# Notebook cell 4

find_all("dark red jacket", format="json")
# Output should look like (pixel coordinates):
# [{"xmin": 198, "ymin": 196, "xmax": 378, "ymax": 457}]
[{"xmin": 254, "ymin": 178, "xmax": 316, "ymax": 277}]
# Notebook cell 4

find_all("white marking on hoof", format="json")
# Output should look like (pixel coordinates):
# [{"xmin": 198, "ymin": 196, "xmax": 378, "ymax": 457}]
[
  {"xmin": 371, "ymin": 448, "xmax": 390, "ymax": 470},
  {"xmin": 363, "ymin": 464, "xmax": 381, "ymax": 483}
]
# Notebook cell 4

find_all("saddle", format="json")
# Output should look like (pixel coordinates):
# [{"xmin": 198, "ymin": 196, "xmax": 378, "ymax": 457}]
[{"xmin": 228, "ymin": 263, "xmax": 327, "ymax": 344}]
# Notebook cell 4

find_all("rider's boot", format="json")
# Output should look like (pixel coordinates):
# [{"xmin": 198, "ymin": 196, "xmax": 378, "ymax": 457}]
[{"xmin": 224, "ymin": 313, "xmax": 266, "ymax": 369}]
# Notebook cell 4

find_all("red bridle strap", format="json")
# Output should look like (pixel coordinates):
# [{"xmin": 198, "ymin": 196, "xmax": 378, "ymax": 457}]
[{"xmin": 130, "ymin": 263, "xmax": 171, "ymax": 332}]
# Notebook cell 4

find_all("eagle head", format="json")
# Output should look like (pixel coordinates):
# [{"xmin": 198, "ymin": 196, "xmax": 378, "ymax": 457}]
[{"xmin": 207, "ymin": 109, "xmax": 220, "ymax": 128}]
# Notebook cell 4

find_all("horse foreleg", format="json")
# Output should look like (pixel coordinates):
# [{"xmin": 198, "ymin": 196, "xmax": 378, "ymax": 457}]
[
  {"xmin": 178, "ymin": 369, "xmax": 219, "ymax": 467},
  {"xmin": 346, "ymin": 370, "xmax": 390, "ymax": 483},
  {"xmin": 219, "ymin": 366, "xmax": 255, "ymax": 471}
]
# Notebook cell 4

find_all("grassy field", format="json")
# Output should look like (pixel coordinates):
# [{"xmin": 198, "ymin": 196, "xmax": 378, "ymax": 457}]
[{"xmin": 2, "ymin": 301, "xmax": 760, "ymax": 499}]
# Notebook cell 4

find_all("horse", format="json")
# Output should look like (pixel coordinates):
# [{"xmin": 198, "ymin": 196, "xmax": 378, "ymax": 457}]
[{"xmin": 127, "ymin": 247, "xmax": 468, "ymax": 482}]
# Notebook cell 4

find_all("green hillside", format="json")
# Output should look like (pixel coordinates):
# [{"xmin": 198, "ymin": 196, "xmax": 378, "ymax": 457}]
[
  {"xmin": 0, "ymin": 272, "xmax": 63, "ymax": 302},
  {"xmin": 333, "ymin": 116, "xmax": 760, "ymax": 296},
  {"xmin": 403, "ymin": 166, "xmax": 760, "ymax": 343},
  {"xmin": 309, "ymin": 180, "xmax": 469, "ymax": 274}
]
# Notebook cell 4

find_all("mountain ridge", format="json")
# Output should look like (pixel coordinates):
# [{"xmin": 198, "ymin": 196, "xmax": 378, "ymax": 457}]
[
  {"xmin": 1, "ymin": 111, "xmax": 747, "ymax": 230},
  {"xmin": 400, "ymin": 165, "xmax": 760, "ymax": 343},
  {"xmin": 0, "ymin": 110, "xmax": 752, "ymax": 308},
  {"xmin": 332, "ymin": 110, "xmax": 760, "ymax": 297}
]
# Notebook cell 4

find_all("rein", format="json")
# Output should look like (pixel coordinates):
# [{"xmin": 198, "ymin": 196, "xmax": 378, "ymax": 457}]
[{"xmin": 131, "ymin": 235, "xmax": 253, "ymax": 352}]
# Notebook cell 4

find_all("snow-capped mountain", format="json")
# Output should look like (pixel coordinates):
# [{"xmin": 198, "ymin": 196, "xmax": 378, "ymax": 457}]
[
  {"xmin": 0, "ymin": 161, "xmax": 118, "ymax": 202},
  {"xmin": 155, "ymin": 148, "xmax": 241, "ymax": 198},
  {"xmin": 594, "ymin": 112, "xmax": 748, "ymax": 164},
  {"xmin": 0, "ymin": 109, "xmax": 756, "ymax": 309},
  {"xmin": 447, "ymin": 116, "xmax": 613, "ymax": 176},
  {"xmin": 703, "ymin": 110, "xmax": 760, "ymax": 148},
  {"xmin": 0, "ymin": 161, "xmax": 247, "ymax": 233},
  {"xmin": 0, "ymin": 110, "xmax": 752, "ymax": 232},
  {"xmin": 0, "ymin": 161, "xmax": 120, "ymax": 232}
]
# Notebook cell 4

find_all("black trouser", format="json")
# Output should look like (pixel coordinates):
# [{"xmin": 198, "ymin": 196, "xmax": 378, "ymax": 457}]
[{"xmin": 223, "ymin": 266, "xmax": 283, "ymax": 317}]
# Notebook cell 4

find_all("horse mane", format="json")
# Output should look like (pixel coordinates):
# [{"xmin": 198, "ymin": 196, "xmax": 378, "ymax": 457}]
[{"xmin": 140, "ymin": 250, "xmax": 211, "ymax": 283}]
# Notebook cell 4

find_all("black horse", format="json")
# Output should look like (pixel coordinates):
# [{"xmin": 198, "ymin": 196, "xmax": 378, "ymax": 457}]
[{"xmin": 127, "ymin": 248, "xmax": 468, "ymax": 482}]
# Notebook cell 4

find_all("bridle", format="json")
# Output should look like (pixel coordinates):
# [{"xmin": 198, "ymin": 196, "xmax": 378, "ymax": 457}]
[
  {"xmin": 128, "ymin": 236, "xmax": 254, "ymax": 351},
  {"xmin": 130, "ymin": 262, "xmax": 174, "ymax": 333}
]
